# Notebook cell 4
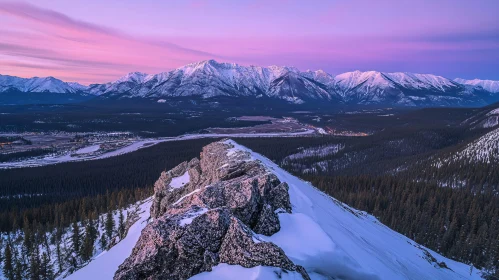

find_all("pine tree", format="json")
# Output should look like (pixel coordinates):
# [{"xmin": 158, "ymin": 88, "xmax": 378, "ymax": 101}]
[
  {"xmin": 99, "ymin": 233, "xmax": 108, "ymax": 251},
  {"xmin": 118, "ymin": 209, "xmax": 126, "ymax": 240},
  {"xmin": 105, "ymin": 211, "xmax": 115, "ymax": 241},
  {"xmin": 81, "ymin": 222, "xmax": 97, "ymax": 262},
  {"xmin": 71, "ymin": 221, "xmax": 81, "ymax": 256},
  {"xmin": 40, "ymin": 252, "xmax": 54, "ymax": 280},
  {"xmin": 3, "ymin": 243, "xmax": 15, "ymax": 280},
  {"xmin": 55, "ymin": 234, "xmax": 64, "ymax": 275},
  {"xmin": 14, "ymin": 259, "xmax": 23, "ymax": 280},
  {"xmin": 29, "ymin": 249, "xmax": 41, "ymax": 280}
]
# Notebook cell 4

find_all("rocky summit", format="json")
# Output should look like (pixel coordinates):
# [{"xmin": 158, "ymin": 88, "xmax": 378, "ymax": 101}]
[{"xmin": 113, "ymin": 140, "xmax": 310, "ymax": 280}]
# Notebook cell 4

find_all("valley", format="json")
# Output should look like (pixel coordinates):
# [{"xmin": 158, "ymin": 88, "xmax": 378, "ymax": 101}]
[{"xmin": 1, "ymin": 1, "xmax": 498, "ymax": 279}]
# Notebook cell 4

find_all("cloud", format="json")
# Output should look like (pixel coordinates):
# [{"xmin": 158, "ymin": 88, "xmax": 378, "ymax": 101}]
[
  {"xmin": 0, "ymin": 1, "xmax": 498, "ymax": 82},
  {"xmin": 0, "ymin": 1, "xmax": 217, "ymax": 83}
]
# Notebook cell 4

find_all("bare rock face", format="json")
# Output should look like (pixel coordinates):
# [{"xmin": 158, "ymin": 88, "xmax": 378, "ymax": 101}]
[{"xmin": 114, "ymin": 140, "xmax": 310, "ymax": 280}]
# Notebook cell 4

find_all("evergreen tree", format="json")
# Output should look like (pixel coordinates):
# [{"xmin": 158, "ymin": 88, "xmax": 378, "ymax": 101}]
[
  {"xmin": 99, "ymin": 233, "xmax": 108, "ymax": 251},
  {"xmin": 3, "ymin": 243, "xmax": 15, "ymax": 280},
  {"xmin": 29, "ymin": 249, "xmax": 41, "ymax": 280},
  {"xmin": 71, "ymin": 221, "xmax": 81, "ymax": 256},
  {"xmin": 118, "ymin": 209, "xmax": 126, "ymax": 240},
  {"xmin": 14, "ymin": 259, "xmax": 23, "ymax": 280},
  {"xmin": 81, "ymin": 222, "xmax": 97, "ymax": 262},
  {"xmin": 39, "ymin": 252, "xmax": 54, "ymax": 280},
  {"xmin": 55, "ymin": 229, "xmax": 64, "ymax": 274},
  {"xmin": 105, "ymin": 211, "xmax": 115, "ymax": 241}
]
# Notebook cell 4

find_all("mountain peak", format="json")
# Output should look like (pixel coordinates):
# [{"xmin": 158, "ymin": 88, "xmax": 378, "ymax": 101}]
[
  {"xmin": 115, "ymin": 72, "xmax": 150, "ymax": 84},
  {"xmin": 454, "ymin": 78, "xmax": 499, "ymax": 93}
]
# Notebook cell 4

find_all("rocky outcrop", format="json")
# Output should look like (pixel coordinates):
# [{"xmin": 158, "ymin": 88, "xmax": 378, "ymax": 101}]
[{"xmin": 114, "ymin": 140, "xmax": 310, "ymax": 280}]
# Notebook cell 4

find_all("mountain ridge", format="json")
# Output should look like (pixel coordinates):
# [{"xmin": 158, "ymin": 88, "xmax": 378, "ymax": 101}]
[
  {"xmin": 2, "ymin": 60, "xmax": 499, "ymax": 106},
  {"xmin": 67, "ymin": 139, "xmax": 485, "ymax": 280}
]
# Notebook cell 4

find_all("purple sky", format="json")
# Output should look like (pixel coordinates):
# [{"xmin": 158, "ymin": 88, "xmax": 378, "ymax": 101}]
[{"xmin": 0, "ymin": 0, "xmax": 498, "ymax": 84}]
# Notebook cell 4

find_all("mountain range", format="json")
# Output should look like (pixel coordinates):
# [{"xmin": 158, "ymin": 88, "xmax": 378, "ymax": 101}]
[{"xmin": 2, "ymin": 60, "xmax": 499, "ymax": 107}]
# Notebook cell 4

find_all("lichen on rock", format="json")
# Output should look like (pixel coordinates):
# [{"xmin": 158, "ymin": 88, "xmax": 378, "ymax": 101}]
[{"xmin": 114, "ymin": 140, "xmax": 310, "ymax": 280}]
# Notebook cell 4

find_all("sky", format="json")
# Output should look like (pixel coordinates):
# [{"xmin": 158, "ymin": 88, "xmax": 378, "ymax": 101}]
[{"xmin": 0, "ymin": 0, "xmax": 498, "ymax": 84}]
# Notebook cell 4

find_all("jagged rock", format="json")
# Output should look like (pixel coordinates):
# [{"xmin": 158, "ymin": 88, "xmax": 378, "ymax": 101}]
[
  {"xmin": 114, "ymin": 141, "xmax": 309, "ymax": 280},
  {"xmin": 270, "ymin": 182, "xmax": 292, "ymax": 213},
  {"xmin": 151, "ymin": 159, "xmax": 201, "ymax": 219},
  {"xmin": 253, "ymin": 203, "xmax": 280, "ymax": 235},
  {"xmin": 219, "ymin": 217, "xmax": 292, "ymax": 268}
]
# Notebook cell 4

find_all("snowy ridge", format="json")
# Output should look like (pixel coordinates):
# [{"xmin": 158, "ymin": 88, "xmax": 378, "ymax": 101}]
[
  {"xmin": 0, "ymin": 74, "xmax": 87, "ymax": 94},
  {"xmin": 68, "ymin": 140, "xmax": 484, "ymax": 279},
  {"xmin": 282, "ymin": 144, "xmax": 344, "ymax": 162},
  {"xmin": 3, "ymin": 61, "xmax": 499, "ymax": 106},
  {"xmin": 84, "ymin": 60, "xmax": 488, "ymax": 105},
  {"xmin": 434, "ymin": 127, "xmax": 499, "ymax": 165},
  {"xmin": 455, "ymin": 78, "xmax": 499, "ymax": 93}
]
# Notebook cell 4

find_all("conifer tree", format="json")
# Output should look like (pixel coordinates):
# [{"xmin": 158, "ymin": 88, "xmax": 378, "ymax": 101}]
[
  {"xmin": 71, "ymin": 221, "xmax": 81, "ymax": 256},
  {"xmin": 14, "ymin": 259, "xmax": 23, "ymax": 280},
  {"xmin": 40, "ymin": 252, "xmax": 54, "ymax": 280},
  {"xmin": 81, "ymin": 222, "xmax": 97, "ymax": 262},
  {"xmin": 105, "ymin": 211, "xmax": 115, "ymax": 241},
  {"xmin": 3, "ymin": 243, "xmax": 15, "ymax": 280},
  {"xmin": 99, "ymin": 233, "xmax": 108, "ymax": 251},
  {"xmin": 29, "ymin": 249, "xmax": 41, "ymax": 280},
  {"xmin": 118, "ymin": 209, "xmax": 126, "ymax": 240}
]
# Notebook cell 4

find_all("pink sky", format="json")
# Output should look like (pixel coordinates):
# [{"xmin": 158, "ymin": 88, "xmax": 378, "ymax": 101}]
[{"xmin": 0, "ymin": 0, "xmax": 498, "ymax": 84}]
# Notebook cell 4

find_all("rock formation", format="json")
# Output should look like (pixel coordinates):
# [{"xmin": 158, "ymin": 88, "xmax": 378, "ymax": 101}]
[{"xmin": 114, "ymin": 140, "xmax": 310, "ymax": 280}]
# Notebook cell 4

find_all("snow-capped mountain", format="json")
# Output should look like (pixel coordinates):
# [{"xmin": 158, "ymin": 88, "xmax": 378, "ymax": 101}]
[
  {"xmin": 2, "ymin": 61, "xmax": 499, "ymax": 107},
  {"xmin": 0, "ymin": 74, "xmax": 87, "ymax": 94},
  {"xmin": 86, "ymin": 72, "xmax": 154, "ymax": 96},
  {"xmin": 67, "ymin": 140, "xmax": 485, "ymax": 280},
  {"xmin": 331, "ymin": 71, "xmax": 471, "ymax": 105},
  {"xmin": 455, "ymin": 78, "xmax": 499, "ymax": 93},
  {"xmin": 87, "ymin": 60, "xmax": 495, "ymax": 106}
]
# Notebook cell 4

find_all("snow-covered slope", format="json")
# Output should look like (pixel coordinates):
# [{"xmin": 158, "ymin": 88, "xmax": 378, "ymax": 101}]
[
  {"xmin": 88, "ymin": 61, "xmax": 488, "ymax": 106},
  {"xmin": 331, "ymin": 71, "xmax": 467, "ymax": 105},
  {"xmin": 67, "ymin": 199, "xmax": 153, "ymax": 280},
  {"xmin": 455, "ymin": 78, "xmax": 499, "ymax": 93},
  {"xmin": 0, "ymin": 74, "xmax": 86, "ymax": 94},
  {"xmin": 436, "ymin": 127, "xmax": 499, "ymax": 164},
  {"xmin": 3, "ymin": 61, "xmax": 499, "ymax": 106},
  {"xmin": 68, "ymin": 140, "xmax": 484, "ymax": 280}
]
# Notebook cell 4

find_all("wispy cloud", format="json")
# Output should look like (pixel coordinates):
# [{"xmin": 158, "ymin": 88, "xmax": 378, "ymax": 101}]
[
  {"xmin": 0, "ymin": 0, "xmax": 498, "ymax": 82},
  {"xmin": 0, "ymin": 1, "xmax": 217, "ymax": 84}
]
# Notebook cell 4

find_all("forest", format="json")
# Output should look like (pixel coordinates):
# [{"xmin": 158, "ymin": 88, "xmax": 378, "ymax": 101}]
[{"xmin": 1, "ymin": 127, "xmax": 498, "ymax": 278}]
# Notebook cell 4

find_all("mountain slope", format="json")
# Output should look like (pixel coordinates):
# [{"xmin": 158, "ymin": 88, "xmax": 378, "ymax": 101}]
[
  {"xmin": 68, "ymin": 140, "xmax": 484, "ymax": 280},
  {"xmin": 3, "ymin": 62, "xmax": 499, "ymax": 107},
  {"xmin": 455, "ymin": 78, "xmax": 499, "ymax": 93},
  {"xmin": 88, "ymin": 61, "xmax": 496, "ymax": 107},
  {"xmin": 0, "ymin": 74, "xmax": 87, "ymax": 94}
]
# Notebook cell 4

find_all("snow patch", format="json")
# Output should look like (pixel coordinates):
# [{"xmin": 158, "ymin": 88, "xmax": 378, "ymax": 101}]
[
  {"xmin": 189, "ymin": 264, "xmax": 305, "ymax": 280},
  {"xmin": 75, "ymin": 144, "xmax": 100, "ymax": 154},
  {"xmin": 170, "ymin": 171, "xmax": 190, "ymax": 190},
  {"xmin": 179, "ymin": 207, "xmax": 208, "ymax": 227}
]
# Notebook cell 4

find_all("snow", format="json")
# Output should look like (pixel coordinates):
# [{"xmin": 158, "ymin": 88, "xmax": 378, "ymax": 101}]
[
  {"xmin": 220, "ymin": 139, "xmax": 483, "ymax": 280},
  {"xmin": 189, "ymin": 264, "xmax": 305, "ymax": 280},
  {"xmin": 67, "ymin": 199, "xmax": 152, "ymax": 280},
  {"xmin": 0, "ymin": 131, "xmax": 315, "ymax": 169},
  {"xmin": 487, "ymin": 108, "xmax": 499, "ymax": 116},
  {"xmin": 170, "ymin": 171, "xmax": 190, "ymax": 189},
  {"xmin": 0, "ymin": 74, "xmax": 86, "ymax": 93},
  {"xmin": 283, "ymin": 144, "xmax": 344, "ymax": 161},
  {"xmin": 67, "ymin": 140, "xmax": 484, "ymax": 279},
  {"xmin": 172, "ymin": 188, "xmax": 202, "ymax": 206},
  {"xmin": 179, "ymin": 207, "xmax": 209, "ymax": 227},
  {"xmin": 75, "ymin": 144, "xmax": 100, "ymax": 154},
  {"xmin": 455, "ymin": 78, "xmax": 499, "ymax": 93}
]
